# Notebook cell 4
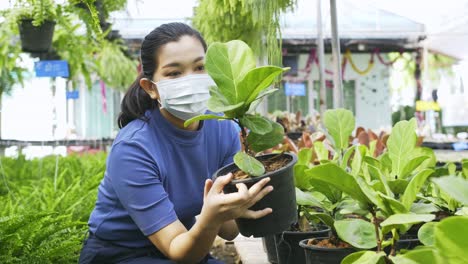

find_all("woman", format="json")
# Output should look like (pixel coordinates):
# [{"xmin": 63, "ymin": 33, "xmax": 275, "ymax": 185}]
[{"xmin": 79, "ymin": 23, "xmax": 273, "ymax": 264}]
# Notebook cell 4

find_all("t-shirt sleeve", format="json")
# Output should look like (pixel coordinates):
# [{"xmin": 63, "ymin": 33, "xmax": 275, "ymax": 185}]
[
  {"xmin": 221, "ymin": 121, "xmax": 242, "ymax": 167},
  {"xmin": 107, "ymin": 141, "xmax": 178, "ymax": 236}
]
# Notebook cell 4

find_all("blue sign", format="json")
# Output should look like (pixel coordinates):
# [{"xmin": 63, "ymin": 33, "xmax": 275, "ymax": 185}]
[
  {"xmin": 35, "ymin": 60, "xmax": 69, "ymax": 78},
  {"xmin": 66, "ymin": 90, "xmax": 79, "ymax": 100},
  {"xmin": 284, "ymin": 82, "xmax": 306, "ymax": 96}
]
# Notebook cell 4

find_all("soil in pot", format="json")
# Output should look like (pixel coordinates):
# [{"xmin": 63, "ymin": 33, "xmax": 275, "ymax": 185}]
[
  {"xmin": 274, "ymin": 225, "xmax": 330, "ymax": 264},
  {"xmin": 299, "ymin": 237, "xmax": 355, "ymax": 264},
  {"xmin": 215, "ymin": 153, "xmax": 298, "ymax": 237},
  {"xmin": 19, "ymin": 19, "xmax": 55, "ymax": 53}
]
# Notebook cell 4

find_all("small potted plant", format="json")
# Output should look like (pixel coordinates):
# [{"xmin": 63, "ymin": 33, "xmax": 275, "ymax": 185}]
[
  {"xmin": 185, "ymin": 40, "xmax": 297, "ymax": 237},
  {"xmin": 14, "ymin": 0, "xmax": 59, "ymax": 53}
]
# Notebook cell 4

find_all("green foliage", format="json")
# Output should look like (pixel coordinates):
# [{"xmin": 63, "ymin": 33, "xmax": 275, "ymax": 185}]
[
  {"xmin": 323, "ymin": 109, "xmax": 355, "ymax": 152},
  {"xmin": 185, "ymin": 40, "xmax": 289, "ymax": 176},
  {"xmin": 418, "ymin": 221, "xmax": 437, "ymax": 246},
  {"xmin": 342, "ymin": 251, "xmax": 386, "ymax": 264},
  {"xmin": 0, "ymin": 154, "xmax": 106, "ymax": 262},
  {"xmin": 234, "ymin": 152, "xmax": 264, "ymax": 176},
  {"xmin": 387, "ymin": 118, "xmax": 417, "ymax": 178},
  {"xmin": 193, "ymin": 0, "xmax": 296, "ymax": 65},
  {"xmin": 432, "ymin": 176, "xmax": 468, "ymax": 205},
  {"xmin": 335, "ymin": 219, "xmax": 377, "ymax": 249},
  {"xmin": 433, "ymin": 216, "xmax": 468, "ymax": 264},
  {"xmin": 96, "ymin": 40, "xmax": 138, "ymax": 91}
]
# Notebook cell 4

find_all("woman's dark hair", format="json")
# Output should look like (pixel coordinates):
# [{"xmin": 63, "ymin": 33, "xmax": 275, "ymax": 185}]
[{"xmin": 118, "ymin": 22, "xmax": 207, "ymax": 128}]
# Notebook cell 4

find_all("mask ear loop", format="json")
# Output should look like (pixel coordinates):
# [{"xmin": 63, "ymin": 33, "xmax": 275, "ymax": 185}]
[{"xmin": 149, "ymin": 80, "xmax": 163, "ymax": 107}]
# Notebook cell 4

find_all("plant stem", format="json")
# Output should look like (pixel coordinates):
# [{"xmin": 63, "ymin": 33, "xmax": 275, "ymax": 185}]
[
  {"xmin": 371, "ymin": 211, "xmax": 382, "ymax": 252},
  {"xmin": 234, "ymin": 119, "xmax": 253, "ymax": 156},
  {"xmin": 390, "ymin": 230, "xmax": 397, "ymax": 256}
]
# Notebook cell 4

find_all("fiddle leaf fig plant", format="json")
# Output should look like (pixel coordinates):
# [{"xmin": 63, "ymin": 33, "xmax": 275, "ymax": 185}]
[{"xmin": 184, "ymin": 40, "xmax": 289, "ymax": 177}]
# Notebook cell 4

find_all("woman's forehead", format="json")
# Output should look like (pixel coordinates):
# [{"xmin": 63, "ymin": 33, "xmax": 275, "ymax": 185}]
[{"xmin": 157, "ymin": 36, "xmax": 205, "ymax": 65}]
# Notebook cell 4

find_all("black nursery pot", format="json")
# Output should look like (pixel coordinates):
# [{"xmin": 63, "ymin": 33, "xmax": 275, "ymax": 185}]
[
  {"xmin": 275, "ymin": 228, "xmax": 330, "ymax": 264},
  {"xmin": 262, "ymin": 235, "xmax": 278, "ymax": 264},
  {"xmin": 19, "ymin": 19, "xmax": 56, "ymax": 53},
  {"xmin": 299, "ymin": 238, "xmax": 355, "ymax": 264},
  {"xmin": 214, "ymin": 153, "xmax": 298, "ymax": 237},
  {"xmin": 287, "ymin": 132, "xmax": 302, "ymax": 141}
]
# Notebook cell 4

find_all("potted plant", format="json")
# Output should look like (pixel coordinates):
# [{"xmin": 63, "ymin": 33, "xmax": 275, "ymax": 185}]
[
  {"xmin": 304, "ymin": 114, "xmax": 438, "ymax": 263},
  {"xmin": 389, "ymin": 175, "xmax": 468, "ymax": 264},
  {"xmin": 266, "ymin": 148, "xmax": 331, "ymax": 264},
  {"xmin": 12, "ymin": 0, "xmax": 59, "ymax": 53},
  {"xmin": 184, "ymin": 40, "xmax": 297, "ymax": 237}
]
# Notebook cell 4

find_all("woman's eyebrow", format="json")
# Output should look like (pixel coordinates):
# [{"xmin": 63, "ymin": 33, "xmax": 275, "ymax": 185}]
[
  {"xmin": 193, "ymin": 56, "xmax": 204, "ymax": 63},
  {"xmin": 162, "ymin": 57, "xmax": 204, "ymax": 69}
]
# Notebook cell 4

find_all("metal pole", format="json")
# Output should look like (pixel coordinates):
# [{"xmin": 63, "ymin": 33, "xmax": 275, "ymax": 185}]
[
  {"xmin": 316, "ymin": 0, "xmax": 327, "ymax": 115},
  {"xmin": 329, "ymin": 0, "xmax": 343, "ymax": 108}
]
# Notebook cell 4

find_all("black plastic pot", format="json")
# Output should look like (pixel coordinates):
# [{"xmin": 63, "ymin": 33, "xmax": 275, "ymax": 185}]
[
  {"xmin": 262, "ymin": 235, "xmax": 278, "ymax": 264},
  {"xmin": 299, "ymin": 238, "xmax": 355, "ymax": 264},
  {"xmin": 287, "ymin": 132, "xmax": 302, "ymax": 141},
  {"xmin": 19, "ymin": 19, "xmax": 55, "ymax": 53},
  {"xmin": 214, "ymin": 153, "xmax": 298, "ymax": 237},
  {"xmin": 275, "ymin": 228, "xmax": 330, "ymax": 264}
]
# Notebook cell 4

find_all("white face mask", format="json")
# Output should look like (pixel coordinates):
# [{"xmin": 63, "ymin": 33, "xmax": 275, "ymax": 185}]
[{"xmin": 153, "ymin": 74, "xmax": 215, "ymax": 121}]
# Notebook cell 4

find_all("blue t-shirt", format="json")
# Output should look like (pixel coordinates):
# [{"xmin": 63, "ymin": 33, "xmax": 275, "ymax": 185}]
[{"xmin": 88, "ymin": 108, "xmax": 240, "ymax": 248}]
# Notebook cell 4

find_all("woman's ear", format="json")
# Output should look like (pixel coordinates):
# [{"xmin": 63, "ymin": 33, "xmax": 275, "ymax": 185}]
[{"xmin": 140, "ymin": 78, "xmax": 159, "ymax": 100}]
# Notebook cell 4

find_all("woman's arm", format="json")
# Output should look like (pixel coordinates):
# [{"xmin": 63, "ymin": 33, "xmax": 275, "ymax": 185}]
[{"xmin": 148, "ymin": 173, "xmax": 272, "ymax": 263}]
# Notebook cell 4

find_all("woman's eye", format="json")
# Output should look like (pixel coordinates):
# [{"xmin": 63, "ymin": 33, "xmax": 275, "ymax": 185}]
[
  {"xmin": 196, "ymin": 65, "xmax": 205, "ymax": 71},
  {"xmin": 167, "ymin": 71, "xmax": 181, "ymax": 77}
]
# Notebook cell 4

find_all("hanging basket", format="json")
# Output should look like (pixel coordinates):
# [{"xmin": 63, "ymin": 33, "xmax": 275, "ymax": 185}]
[{"xmin": 19, "ymin": 19, "xmax": 56, "ymax": 53}]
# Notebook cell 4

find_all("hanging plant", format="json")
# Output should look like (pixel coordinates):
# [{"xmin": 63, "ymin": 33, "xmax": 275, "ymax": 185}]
[
  {"xmin": 96, "ymin": 40, "xmax": 138, "ymax": 91},
  {"xmin": 193, "ymin": 0, "xmax": 296, "ymax": 65}
]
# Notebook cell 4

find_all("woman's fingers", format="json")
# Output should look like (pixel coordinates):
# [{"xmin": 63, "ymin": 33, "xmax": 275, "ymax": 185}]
[
  {"xmin": 248, "ymin": 177, "xmax": 271, "ymax": 197},
  {"xmin": 211, "ymin": 173, "xmax": 233, "ymax": 193},
  {"xmin": 242, "ymin": 208, "xmax": 273, "ymax": 219},
  {"xmin": 203, "ymin": 179, "xmax": 213, "ymax": 200},
  {"xmin": 247, "ymin": 185, "xmax": 273, "ymax": 208}
]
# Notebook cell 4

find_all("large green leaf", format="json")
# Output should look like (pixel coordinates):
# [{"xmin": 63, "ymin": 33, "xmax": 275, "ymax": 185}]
[
  {"xmin": 207, "ymin": 96, "xmax": 244, "ymax": 114},
  {"xmin": 413, "ymin": 147, "xmax": 437, "ymax": 171},
  {"xmin": 309, "ymin": 178, "xmax": 342, "ymax": 204},
  {"xmin": 237, "ymin": 66, "xmax": 285, "ymax": 104},
  {"xmin": 297, "ymin": 148, "xmax": 313, "ymax": 166},
  {"xmin": 418, "ymin": 222, "xmax": 437, "ymax": 246},
  {"xmin": 294, "ymin": 164, "xmax": 310, "ymax": 190},
  {"xmin": 323, "ymin": 109, "xmax": 355, "ymax": 150},
  {"xmin": 379, "ymin": 193, "xmax": 408, "ymax": 216},
  {"xmin": 381, "ymin": 214, "xmax": 435, "ymax": 235},
  {"xmin": 309, "ymin": 212, "xmax": 335, "ymax": 229},
  {"xmin": 233, "ymin": 152, "xmax": 265, "ymax": 177},
  {"xmin": 401, "ymin": 169, "xmax": 434, "ymax": 210},
  {"xmin": 432, "ymin": 176, "xmax": 468, "ymax": 205},
  {"xmin": 387, "ymin": 119, "xmax": 417, "ymax": 178},
  {"xmin": 247, "ymin": 121, "xmax": 284, "ymax": 152},
  {"xmin": 389, "ymin": 248, "xmax": 439, "ymax": 264},
  {"xmin": 305, "ymin": 163, "xmax": 371, "ymax": 206},
  {"xmin": 400, "ymin": 156, "xmax": 430, "ymax": 179},
  {"xmin": 462, "ymin": 160, "xmax": 468, "ymax": 178},
  {"xmin": 434, "ymin": 216, "xmax": 468, "ymax": 264},
  {"xmin": 296, "ymin": 188, "xmax": 323, "ymax": 207},
  {"xmin": 240, "ymin": 115, "xmax": 272, "ymax": 135},
  {"xmin": 184, "ymin": 114, "xmax": 229, "ymax": 127},
  {"xmin": 342, "ymin": 251, "xmax": 386, "ymax": 264},
  {"xmin": 335, "ymin": 219, "xmax": 377, "ymax": 249},
  {"xmin": 388, "ymin": 179, "xmax": 409, "ymax": 195},
  {"xmin": 313, "ymin": 141, "xmax": 329, "ymax": 162},
  {"xmin": 205, "ymin": 40, "xmax": 255, "ymax": 104},
  {"xmin": 351, "ymin": 145, "xmax": 366, "ymax": 176},
  {"xmin": 410, "ymin": 203, "xmax": 439, "ymax": 214}
]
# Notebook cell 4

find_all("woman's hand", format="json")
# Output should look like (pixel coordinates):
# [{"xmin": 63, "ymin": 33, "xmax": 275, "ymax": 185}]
[{"xmin": 200, "ymin": 173, "xmax": 273, "ymax": 226}]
